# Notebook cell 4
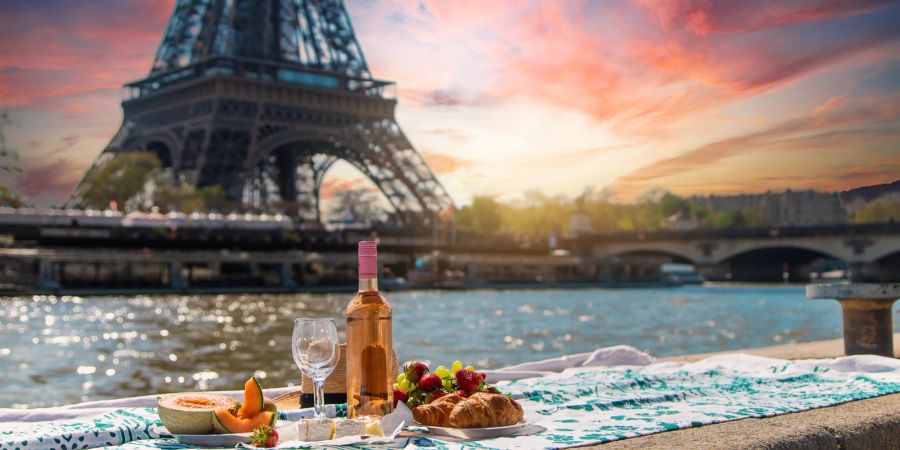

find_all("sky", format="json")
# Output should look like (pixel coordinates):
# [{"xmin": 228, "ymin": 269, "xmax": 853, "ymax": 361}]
[{"xmin": 1, "ymin": 0, "xmax": 899, "ymax": 208}]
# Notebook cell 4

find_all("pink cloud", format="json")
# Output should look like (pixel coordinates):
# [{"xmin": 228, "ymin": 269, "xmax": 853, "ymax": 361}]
[
  {"xmin": 0, "ymin": 1, "xmax": 173, "ymax": 110},
  {"xmin": 633, "ymin": 0, "xmax": 893, "ymax": 35},
  {"xmin": 16, "ymin": 157, "xmax": 81, "ymax": 203}
]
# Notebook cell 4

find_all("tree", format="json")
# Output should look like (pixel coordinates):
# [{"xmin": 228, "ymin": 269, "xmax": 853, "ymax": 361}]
[
  {"xmin": 457, "ymin": 196, "xmax": 503, "ymax": 234},
  {"xmin": 79, "ymin": 152, "xmax": 161, "ymax": 210},
  {"xmin": 0, "ymin": 110, "xmax": 25, "ymax": 207},
  {"xmin": 659, "ymin": 192, "xmax": 688, "ymax": 217},
  {"xmin": 329, "ymin": 187, "xmax": 384, "ymax": 223},
  {"xmin": 853, "ymin": 199, "xmax": 900, "ymax": 223}
]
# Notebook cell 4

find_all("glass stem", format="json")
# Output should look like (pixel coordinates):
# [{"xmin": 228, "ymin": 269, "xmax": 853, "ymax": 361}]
[{"xmin": 314, "ymin": 379, "xmax": 326, "ymax": 418}]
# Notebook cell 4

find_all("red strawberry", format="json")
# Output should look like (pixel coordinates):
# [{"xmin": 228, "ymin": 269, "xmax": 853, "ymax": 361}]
[
  {"xmin": 392, "ymin": 386, "xmax": 408, "ymax": 407},
  {"xmin": 455, "ymin": 369, "xmax": 481, "ymax": 392},
  {"xmin": 456, "ymin": 390, "xmax": 471, "ymax": 398},
  {"xmin": 418, "ymin": 373, "xmax": 442, "ymax": 391},
  {"xmin": 403, "ymin": 361, "xmax": 429, "ymax": 383},
  {"xmin": 431, "ymin": 389, "xmax": 447, "ymax": 400},
  {"xmin": 250, "ymin": 424, "xmax": 278, "ymax": 448}
]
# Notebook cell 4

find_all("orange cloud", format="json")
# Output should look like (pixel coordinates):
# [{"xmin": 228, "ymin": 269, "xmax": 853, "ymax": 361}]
[
  {"xmin": 421, "ymin": 152, "xmax": 473, "ymax": 174},
  {"xmin": 610, "ymin": 94, "xmax": 900, "ymax": 198}
]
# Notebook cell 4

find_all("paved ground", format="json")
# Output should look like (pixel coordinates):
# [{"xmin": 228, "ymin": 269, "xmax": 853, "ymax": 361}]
[{"xmin": 585, "ymin": 333, "xmax": 900, "ymax": 449}]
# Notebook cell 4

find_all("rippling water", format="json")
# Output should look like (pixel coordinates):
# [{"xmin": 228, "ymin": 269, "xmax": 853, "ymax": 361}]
[{"xmin": 2, "ymin": 285, "xmax": 897, "ymax": 408}]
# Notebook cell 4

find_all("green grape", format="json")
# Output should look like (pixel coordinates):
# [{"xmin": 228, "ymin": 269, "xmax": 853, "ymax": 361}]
[
  {"xmin": 451, "ymin": 360, "xmax": 463, "ymax": 374},
  {"xmin": 397, "ymin": 373, "xmax": 407, "ymax": 384},
  {"xmin": 435, "ymin": 365, "xmax": 450, "ymax": 379},
  {"xmin": 465, "ymin": 365, "xmax": 476, "ymax": 372},
  {"xmin": 398, "ymin": 379, "xmax": 412, "ymax": 392}
]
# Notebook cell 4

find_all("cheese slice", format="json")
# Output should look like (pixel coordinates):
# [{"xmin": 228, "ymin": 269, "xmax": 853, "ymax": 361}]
[
  {"xmin": 301, "ymin": 418, "xmax": 333, "ymax": 441},
  {"xmin": 333, "ymin": 418, "xmax": 366, "ymax": 438},
  {"xmin": 364, "ymin": 417, "xmax": 384, "ymax": 437}
]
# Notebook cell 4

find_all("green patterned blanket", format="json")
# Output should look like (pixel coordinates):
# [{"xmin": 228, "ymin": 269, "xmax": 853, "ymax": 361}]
[{"xmin": 3, "ymin": 353, "xmax": 900, "ymax": 449}]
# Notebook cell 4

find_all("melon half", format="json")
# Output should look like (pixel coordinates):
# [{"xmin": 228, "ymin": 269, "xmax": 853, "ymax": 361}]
[{"xmin": 157, "ymin": 393, "xmax": 237, "ymax": 435}]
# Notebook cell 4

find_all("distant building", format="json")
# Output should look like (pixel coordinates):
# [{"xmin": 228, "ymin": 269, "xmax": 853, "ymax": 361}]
[{"xmin": 690, "ymin": 190, "xmax": 848, "ymax": 227}]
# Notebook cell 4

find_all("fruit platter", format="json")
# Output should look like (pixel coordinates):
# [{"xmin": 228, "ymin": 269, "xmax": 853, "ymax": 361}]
[
  {"xmin": 394, "ymin": 359, "xmax": 527, "ymax": 439},
  {"xmin": 156, "ymin": 376, "xmax": 394, "ymax": 447}
]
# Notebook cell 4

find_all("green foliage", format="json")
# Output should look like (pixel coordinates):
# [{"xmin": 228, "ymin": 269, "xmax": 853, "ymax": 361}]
[
  {"xmin": 0, "ymin": 110, "xmax": 25, "ymax": 207},
  {"xmin": 0, "ymin": 183, "xmax": 25, "ymax": 207},
  {"xmin": 457, "ymin": 196, "xmax": 503, "ymax": 233},
  {"xmin": 659, "ymin": 192, "xmax": 688, "ymax": 217},
  {"xmin": 79, "ymin": 152, "xmax": 161, "ymax": 210},
  {"xmin": 853, "ymin": 199, "xmax": 900, "ymax": 223},
  {"xmin": 452, "ymin": 187, "xmax": 784, "ymax": 237}
]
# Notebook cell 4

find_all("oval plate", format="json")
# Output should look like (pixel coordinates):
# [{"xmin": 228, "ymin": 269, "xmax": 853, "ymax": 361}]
[
  {"xmin": 425, "ymin": 421, "xmax": 527, "ymax": 440},
  {"xmin": 173, "ymin": 432, "xmax": 250, "ymax": 447}
]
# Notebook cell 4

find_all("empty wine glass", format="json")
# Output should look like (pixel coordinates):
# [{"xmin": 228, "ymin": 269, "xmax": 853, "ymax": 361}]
[{"xmin": 292, "ymin": 318, "xmax": 339, "ymax": 419}]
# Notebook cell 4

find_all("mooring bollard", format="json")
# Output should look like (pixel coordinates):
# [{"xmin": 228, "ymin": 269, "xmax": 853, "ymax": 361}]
[{"xmin": 807, "ymin": 283, "xmax": 900, "ymax": 357}]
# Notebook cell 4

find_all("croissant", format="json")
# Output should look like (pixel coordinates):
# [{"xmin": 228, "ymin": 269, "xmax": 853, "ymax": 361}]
[
  {"xmin": 449, "ymin": 393, "xmax": 524, "ymax": 428},
  {"xmin": 412, "ymin": 394, "xmax": 464, "ymax": 427}
]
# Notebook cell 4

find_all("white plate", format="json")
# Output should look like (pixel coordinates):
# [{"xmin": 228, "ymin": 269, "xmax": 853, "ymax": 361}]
[
  {"xmin": 171, "ymin": 420, "xmax": 292, "ymax": 447},
  {"xmin": 424, "ymin": 421, "xmax": 528, "ymax": 440},
  {"xmin": 173, "ymin": 432, "xmax": 250, "ymax": 447}
]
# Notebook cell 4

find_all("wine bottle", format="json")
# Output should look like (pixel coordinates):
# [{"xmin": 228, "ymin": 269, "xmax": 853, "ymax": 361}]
[{"xmin": 345, "ymin": 241, "xmax": 393, "ymax": 418}]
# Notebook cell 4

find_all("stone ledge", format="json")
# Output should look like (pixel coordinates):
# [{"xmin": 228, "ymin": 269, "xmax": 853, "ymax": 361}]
[{"xmin": 590, "ymin": 393, "xmax": 900, "ymax": 450}]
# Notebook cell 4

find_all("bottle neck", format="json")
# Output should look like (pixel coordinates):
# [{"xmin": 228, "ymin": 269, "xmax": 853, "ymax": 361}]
[{"xmin": 358, "ymin": 277, "xmax": 378, "ymax": 293}]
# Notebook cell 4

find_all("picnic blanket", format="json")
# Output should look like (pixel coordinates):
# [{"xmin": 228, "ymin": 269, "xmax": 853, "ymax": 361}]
[{"xmin": 3, "ymin": 346, "xmax": 900, "ymax": 449}]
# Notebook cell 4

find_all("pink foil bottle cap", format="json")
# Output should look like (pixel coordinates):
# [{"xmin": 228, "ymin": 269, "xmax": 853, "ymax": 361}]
[{"xmin": 358, "ymin": 241, "xmax": 378, "ymax": 278}]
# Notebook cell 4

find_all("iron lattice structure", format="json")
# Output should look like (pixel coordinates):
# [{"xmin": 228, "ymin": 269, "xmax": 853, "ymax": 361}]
[{"xmin": 71, "ymin": 0, "xmax": 454, "ymax": 224}]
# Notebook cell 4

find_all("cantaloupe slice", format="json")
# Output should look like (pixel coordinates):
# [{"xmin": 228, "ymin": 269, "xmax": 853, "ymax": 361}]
[
  {"xmin": 212, "ymin": 409, "xmax": 276, "ymax": 434},
  {"xmin": 236, "ymin": 377, "xmax": 264, "ymax": 418}
]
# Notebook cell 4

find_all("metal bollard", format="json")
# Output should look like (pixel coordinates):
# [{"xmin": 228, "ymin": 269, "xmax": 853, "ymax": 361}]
[{"xmin": 807, "ymin": 283, "xmax": 899, "ymax": 357}]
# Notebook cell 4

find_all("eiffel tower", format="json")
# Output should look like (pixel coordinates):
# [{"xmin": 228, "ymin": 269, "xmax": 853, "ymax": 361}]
[{"xmin": 70, "ymin": 0, "xmax": 454, "ymax": 224}]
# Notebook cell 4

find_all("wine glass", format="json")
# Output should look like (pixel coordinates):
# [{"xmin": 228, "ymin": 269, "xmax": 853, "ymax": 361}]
[{"xmin": 292, "ymin": 318, "xmax": 340, "ymax": 419}]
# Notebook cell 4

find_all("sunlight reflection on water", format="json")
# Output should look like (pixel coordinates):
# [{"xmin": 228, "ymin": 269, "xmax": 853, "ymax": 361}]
[{"xmin": 1, "ymin": 285, "xmax": 895, "ymax": 408}]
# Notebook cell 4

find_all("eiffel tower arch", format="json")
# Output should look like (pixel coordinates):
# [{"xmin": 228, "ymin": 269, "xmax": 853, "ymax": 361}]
[{"xmin": 70, "ymin": 0, "xmax": 454, "ymax": 225}]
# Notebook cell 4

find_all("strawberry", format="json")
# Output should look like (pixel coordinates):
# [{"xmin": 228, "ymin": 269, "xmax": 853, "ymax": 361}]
[
  {"xmin": 455, "ymin": 368, "xmax": 481, "ymax": 392},
  {"xmin": 431, "ymin": 389, "xmax": 447, "ymax": 400},
  {"xmin": 456, "ymin": 390, "xmax": 471, "ymax": 398},
  {"xmin": 250, "ymin": 424, "xmax": 278, "ymax": 448},
  {"xmin": 417, "ymin": 373, "xmax": 442, "ymax": 391},
  {"xmin": 403, "ymin": 360, "xmax": 429, "ymax": 383},
  {"xmin": 392, "ymin": 386, "xmax": 408, "ymax": 407}
]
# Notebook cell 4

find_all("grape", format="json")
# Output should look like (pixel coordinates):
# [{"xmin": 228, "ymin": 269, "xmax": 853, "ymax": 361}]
[
  {"xmin": 435, "ymin": 365, "xmax": 450, "ymax": 379},
  {"xmin": 451, "ymin": 360, "xmax": 463, "ymax": 375},
  {"xmin": 397, "ymin": 373, "xmax": 407, "ymax": 384},
  {"xmin": 465, "ymin": 365, "xmax": 476, "ymax": 372}
]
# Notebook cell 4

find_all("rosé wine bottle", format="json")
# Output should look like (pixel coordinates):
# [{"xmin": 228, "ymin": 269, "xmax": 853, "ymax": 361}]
[{"xmin": 345, "ymin": 241, "xmax": 393, "ymax": 418}]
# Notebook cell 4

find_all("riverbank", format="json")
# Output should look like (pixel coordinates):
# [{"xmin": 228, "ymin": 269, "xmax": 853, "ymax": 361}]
[{"xmin": 594, "ymin": 333, "xmax": 900, "ymax": 449}]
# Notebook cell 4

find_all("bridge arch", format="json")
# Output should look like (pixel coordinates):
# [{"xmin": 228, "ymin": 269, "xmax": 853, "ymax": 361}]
[
  {"xmin": 857, "ymin": 249, "xmax": 900, "ymax": 281},
  {"xmin": 599, "ymin": 242, "xmax": 702, "ymax": 265},
  {"xmin": 713, "ymin": 240, "xmax": 851, "ymax": 265},
  {"xmin": 717, "ymin": 245, "xmax": 846, "ymax": 282}
]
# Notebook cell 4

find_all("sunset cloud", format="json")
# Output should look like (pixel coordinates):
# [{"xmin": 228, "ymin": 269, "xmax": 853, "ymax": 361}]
[
  {"xmin": 3, "ymin": 0, "xmax": 900, "ymax": 206},
  {"xmin": 421, "ymin": 152, "xmax": 473, "ymax": 174}
]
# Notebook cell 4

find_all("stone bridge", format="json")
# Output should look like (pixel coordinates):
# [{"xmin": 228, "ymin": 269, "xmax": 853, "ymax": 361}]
[{"xmin": 585, "ymin": 223, "xmax": 900, "ymax": 281}]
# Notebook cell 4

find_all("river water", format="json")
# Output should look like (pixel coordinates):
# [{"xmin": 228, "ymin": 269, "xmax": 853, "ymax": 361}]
[{"xmin": 2, "ymin": 285, "xmax": 897, "ymax": 408}]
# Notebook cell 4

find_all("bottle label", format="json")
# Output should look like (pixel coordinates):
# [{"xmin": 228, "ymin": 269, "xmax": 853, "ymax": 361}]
[{"xmin": 358, "ymin": 241, "xmax": 378, "ymax": 279}]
